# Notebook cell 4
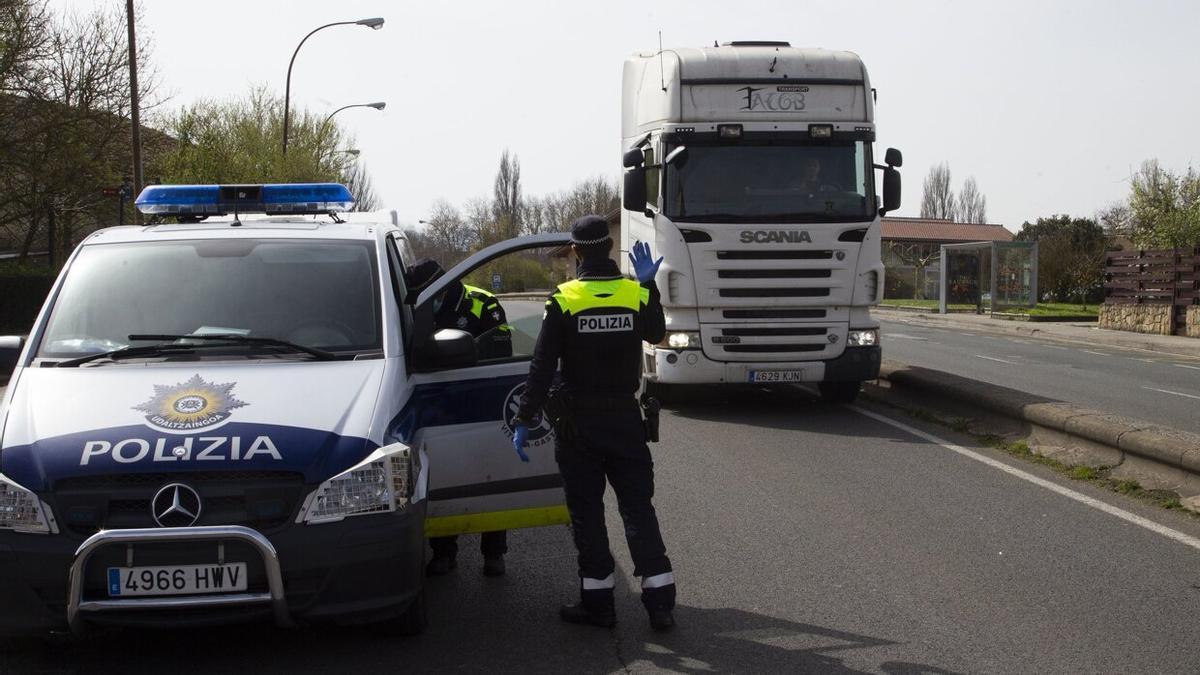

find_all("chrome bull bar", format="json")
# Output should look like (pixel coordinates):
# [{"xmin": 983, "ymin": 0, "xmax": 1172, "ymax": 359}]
[{"xmin": 67, "ymin": 525, "xmax": 292, "ymax": 632}]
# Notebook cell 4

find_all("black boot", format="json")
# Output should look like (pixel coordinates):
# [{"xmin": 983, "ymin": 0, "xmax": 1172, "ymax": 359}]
[
  {"xmin": 560, "ymin": 587, "xmax": 616, "ymax": 628},
  {"xmin": 560, "ymin": 602, "xmax": 616, "ymax": 628},
  {"xmin": 425, "ymin": 554, "xmax": 457, "ymax": 577},
  {"xmin": 482, "ymin": 554, "xmax": 505, "ymax": 577},
  {"xmin": 648, "ymin": 608, "xmax": 675, "ymax": 632}
]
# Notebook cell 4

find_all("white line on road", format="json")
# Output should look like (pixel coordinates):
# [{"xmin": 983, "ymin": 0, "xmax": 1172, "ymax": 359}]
[
  {"xmin": 1082, "ymin": 350, "xmax": 1111, "ymax": 356},
  {"xmin": 1175, "ymin": 364, "xmax": 1200, "ymax": 372},
  {"xmin": 886, "ymin": 333, "xmax": 929, "ymax": 341},
  {"xmin": 850, "ymin": 406, "xmax": 1200, "ymax": 554},
  {"xmin": 974, "ymin": 355, "xmax": 1020, "ymax": 365},
  {"xmin": 1041, "ymin": 345, "xmax": 1068, "ymax": 350},
  {"xmin": 1137, "ymin": 358, "xmax": 1160, "ymax": 363},
  {"xmin": 1141, "ymin": 386, "xmax": 1200, "ymax": 401}
]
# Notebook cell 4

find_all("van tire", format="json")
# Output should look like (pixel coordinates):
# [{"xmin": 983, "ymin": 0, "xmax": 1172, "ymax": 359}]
[
  {"xmin": 379, "ymin": 588, "xmax": 427, "ymax": 636},
  {"xmin": 818, "ymin": 381, "xmax": 861, "ymax": 404}
]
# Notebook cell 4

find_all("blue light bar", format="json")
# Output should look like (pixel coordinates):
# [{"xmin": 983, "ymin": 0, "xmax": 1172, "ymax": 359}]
[{"xmin": 135, "ymin": 183, "xmax": 355, "ymax": 216}]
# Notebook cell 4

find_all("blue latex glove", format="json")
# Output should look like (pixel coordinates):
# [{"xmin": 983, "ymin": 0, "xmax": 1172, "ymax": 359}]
[
  {"xmin": 512, "ymin": 425, "xmax": 530, "ymax": 462},
  {"xmin": 628, "ymin": 241, "xmax": 664, "ymax": 283}
]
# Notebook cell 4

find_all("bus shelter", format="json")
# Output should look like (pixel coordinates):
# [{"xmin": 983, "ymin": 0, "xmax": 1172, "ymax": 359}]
[{"xmin": 938, "ymin": 241, "xmax": 1038, "ymax": 314}]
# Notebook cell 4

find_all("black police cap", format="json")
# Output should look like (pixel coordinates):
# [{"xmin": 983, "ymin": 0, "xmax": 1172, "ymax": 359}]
[
  {"xmin": 570, "ymin": 215, "xmax": 611, "ymax": 245},
  {"xmin": 405, "ymin": 258, "xmax": 445, "ymax": 293}
]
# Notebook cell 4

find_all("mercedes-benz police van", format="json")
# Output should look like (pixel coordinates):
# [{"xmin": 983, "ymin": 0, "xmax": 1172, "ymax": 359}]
[{"xmin": 0, "ymin": 183, "xmax": 568, "ymax": 635}]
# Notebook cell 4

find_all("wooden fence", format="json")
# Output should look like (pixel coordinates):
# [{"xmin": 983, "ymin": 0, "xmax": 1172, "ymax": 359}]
[{"xmin": 1104, "ymin": 248, "xmax": 1200, "ymax": 336}]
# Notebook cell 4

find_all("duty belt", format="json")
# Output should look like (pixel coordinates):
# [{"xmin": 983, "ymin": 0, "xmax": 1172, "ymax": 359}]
[{"xmin": 570, "ymin": 394, "xmax": 639, "ymax": 411}]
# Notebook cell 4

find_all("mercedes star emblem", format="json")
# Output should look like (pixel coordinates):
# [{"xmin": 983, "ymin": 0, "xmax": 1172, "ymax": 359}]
[{"xmin": 151, "ymin": 483, "xmax": 202, "ymax": 527}]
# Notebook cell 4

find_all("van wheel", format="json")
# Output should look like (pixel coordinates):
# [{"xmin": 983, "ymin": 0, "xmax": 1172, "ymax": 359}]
[
  {"xmin": 378, "ymin": 588, "xmax": 427, "ymax": 636},
  {"xmin": 818, "ymin": 381, "xmax": 861, "ymax": 404}
]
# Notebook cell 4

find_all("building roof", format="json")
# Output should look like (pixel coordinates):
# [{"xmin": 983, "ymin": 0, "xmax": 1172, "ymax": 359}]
[{"xmin": 881, "ymin": 217, "xmax": 1013, "ymax": 243}]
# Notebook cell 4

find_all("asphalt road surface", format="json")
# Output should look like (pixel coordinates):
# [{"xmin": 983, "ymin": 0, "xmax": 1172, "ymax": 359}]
[
  {"xmin": 6, "ymin": 385, "xmax": 1200, "ymax": 673},
  {"xmin": 879, "ymin": 317, "xmax": 1200, "ymax": 435}
]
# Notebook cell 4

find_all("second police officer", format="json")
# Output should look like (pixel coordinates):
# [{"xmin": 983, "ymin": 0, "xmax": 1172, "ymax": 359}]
[
  {"xmin": 511, "ymin": 215, "xmax": 676, "ymax": 631},
  {"xmin": 405, "ymin": 258, "xmax": 513, "ymax": 577}
]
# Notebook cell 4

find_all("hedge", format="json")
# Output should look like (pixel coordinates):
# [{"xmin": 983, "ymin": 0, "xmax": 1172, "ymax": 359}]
[{"xmin": 0, "ymin": 264, "xmax": 54, "ymax": 334}]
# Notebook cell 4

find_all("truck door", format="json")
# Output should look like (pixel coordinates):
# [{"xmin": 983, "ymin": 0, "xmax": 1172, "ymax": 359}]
[{"xmin": 391, "ymin": 233, "xmax": 572, "ymax": 537}]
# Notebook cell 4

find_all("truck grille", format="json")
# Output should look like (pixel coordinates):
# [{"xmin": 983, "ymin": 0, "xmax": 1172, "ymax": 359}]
[
  {"xmin": 51, "ymin": 471, "xmax": 307, "ymax": 536},
  {"xmin": 700, "ymin": 323, "xmax": 847, "ymax": 362}
]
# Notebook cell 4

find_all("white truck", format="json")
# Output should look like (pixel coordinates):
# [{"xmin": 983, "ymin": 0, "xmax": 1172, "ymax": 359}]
[{"xmin": 619, "ymin": 41, "xmax": 902, "ymax": 403}]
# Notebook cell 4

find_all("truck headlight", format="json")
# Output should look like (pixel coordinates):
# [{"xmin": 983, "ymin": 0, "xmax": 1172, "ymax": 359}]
[
  {"xmin": 297, "ymin": 443, "xmax": 414, "ymax": 525},
  {"xmin": 847, "ymin": 329, "xmax": 879, "ymax": 347},
  {"xmin": 663, "ymin": 332, "xmax": 700, "ymax": 350},
  {"xmin": 0, "ymin": 473, "xmax": 57, "ymax": 534}
]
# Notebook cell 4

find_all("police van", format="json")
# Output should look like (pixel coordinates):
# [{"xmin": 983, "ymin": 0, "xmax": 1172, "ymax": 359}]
[{"xmin": 0, "ymin": 183, "xmax": 568, "ymax": 635}]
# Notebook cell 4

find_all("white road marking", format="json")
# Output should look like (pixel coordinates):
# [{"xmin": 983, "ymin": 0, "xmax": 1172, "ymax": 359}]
[
  {"xmin": 1142, "ymin": 386, "xmax": 1200, "ymax": 401},
  {"xmin": 886, "ymin": 333, "xmax": 929, "ymax": 341},
  {"xmin": 1082, "ymin": 350, "xmax": 1110, "ymax": 356},
  {"xmin": 850, "ymin": 406, "xmax": 1200, "ymax": 554},
  {"xmin": 975, "ymin": 355, "xmax": 1019, "ymax": 365},
  {"xmin": 1041, "ymin": 345, "xmax": 1068, "ymax": 350},
  {"xmin": 1137, "ymin": 358, "xmax": 1160, "ymax": 363},
  {"xmin": 1175, "ymin": 364, "xmax": 1200, "ymax": 372}
]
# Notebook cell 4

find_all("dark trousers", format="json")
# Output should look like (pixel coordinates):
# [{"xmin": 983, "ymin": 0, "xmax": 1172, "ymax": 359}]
[
  {"xmin": 430, "ymin": 531, "xmax": 508, "ymax": 558},
  {"xmin": 557, "ymin": 408, "xmax": 674, "ymax": 609}
]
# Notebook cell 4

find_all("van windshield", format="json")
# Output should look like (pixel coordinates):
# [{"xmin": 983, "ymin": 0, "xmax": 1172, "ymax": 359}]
[
  {"xmin": 662, "ymin": 140, "xmax": 873, "ymax": 223},
  {"xmin": 37, "ymin": 239, "xmax": 381, "ymax": 358}
]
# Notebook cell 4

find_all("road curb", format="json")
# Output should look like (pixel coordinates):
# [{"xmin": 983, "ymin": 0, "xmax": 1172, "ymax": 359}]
[{"xmin": 875, "ymin": 359, "xmax": 1200, "ymax": 493}]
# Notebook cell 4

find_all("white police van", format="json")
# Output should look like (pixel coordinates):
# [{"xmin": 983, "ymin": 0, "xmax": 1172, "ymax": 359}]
[{"xmin": 0, "ymin": 183, "xmax": 568, "ymax": 635}]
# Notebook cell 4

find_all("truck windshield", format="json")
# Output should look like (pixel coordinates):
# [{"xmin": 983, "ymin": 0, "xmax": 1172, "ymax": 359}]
[
  {"xmin": 662, "ymin": 140, "xmax": 873, "ymax": 223},
  {"xmin": 37, "ymin": 239, "xmax": 382, "ymax": 359}
]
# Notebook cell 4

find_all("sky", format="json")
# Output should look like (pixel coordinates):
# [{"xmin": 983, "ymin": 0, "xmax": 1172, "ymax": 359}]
[{"xmin": 54, "ymin": 0, "xmax": 1200, "ymax": 233}]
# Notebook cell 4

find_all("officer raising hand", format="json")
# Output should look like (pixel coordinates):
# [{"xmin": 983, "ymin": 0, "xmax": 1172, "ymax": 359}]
[{"xmin": 511, "ymin": 215, "xmax": 677, "ymax": 631}]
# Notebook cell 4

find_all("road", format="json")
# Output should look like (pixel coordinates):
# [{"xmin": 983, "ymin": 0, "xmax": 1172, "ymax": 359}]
[
  {"xmin": 879, "ymin": 317, "xmax": 1200, "ymax": 435},
  {"xmin": 7, "ymin": 386, "xmax": 1200, "ymax": 673}
]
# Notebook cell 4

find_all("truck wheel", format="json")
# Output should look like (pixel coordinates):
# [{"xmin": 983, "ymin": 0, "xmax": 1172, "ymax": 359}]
[
  {"xmin": 378, "ymin": 588, "xmax": 427, "ymax": 636},
  {"xmin": 818, "ymin": 381, "xmax": 861, "ymax": 404}
]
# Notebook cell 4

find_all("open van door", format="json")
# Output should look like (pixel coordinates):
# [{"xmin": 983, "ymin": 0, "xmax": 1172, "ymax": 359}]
[{"xmin": 393, "ymin": 233, "xmax": 571, "ymax": 537}]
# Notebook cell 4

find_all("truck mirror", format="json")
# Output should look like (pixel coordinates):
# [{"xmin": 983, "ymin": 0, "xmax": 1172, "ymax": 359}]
[
  {"xmin": 416, "ymin": 329, "xmax": 477, "ymax": 371},
  {"xmin": 880, "ymin": 167, "xmax": 901, "ymax": 215},
  {"xmin": 884, "ymin": 147, "xmax": 903, "ymax": 168},
  {"xmin": 623, "ymin": 167, "xmax": 647, "ymax": 212},
  {"xmin": 0, "ymin": 335, "xmax": 24, "ymax": 381},
  {"xmin": 623, "ymin": 149, "xmax": 645, "ymax": 168}
]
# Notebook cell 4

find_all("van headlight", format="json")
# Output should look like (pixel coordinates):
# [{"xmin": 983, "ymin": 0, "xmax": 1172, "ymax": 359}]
[
  {"xmin": 297, "ymin": 443, "xmax": 414, "ymax": 525},
  {"xmin": 847, "ymin": 329, "xmax": 879, "ymax": 347},
  {"xmin": 0, "ymin": 473, "xmax": 57, "ymax": 534}
]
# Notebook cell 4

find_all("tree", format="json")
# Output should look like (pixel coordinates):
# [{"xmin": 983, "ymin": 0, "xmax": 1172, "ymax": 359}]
[
  {"xmin": 958, "ymin": 176, "xmax": 987, "ymax": 224},
  {"xmin": 491, "ymin": 149, "xmax": 521, "ymax": 240},
  {"xmin": 1016, "ymin": 214, "xmax": 1109, "ymax": 304},
  {"xmin": 920, "ymin": 162, "xmax": 957, "ymax": 220},
  {"xmin": 157, "ymin": 86, "xmax": 378, "ymax": 211},
  {"xmin": 1096, "ymin": 201, "xmax": 1132, "ymax": 238},
  {"xmin": 0, "ymin": 1, "xmax": 163, "ymax": 264},
  {"xmin": 1128, "ymin": 160, "xmax": 1200, "ymax": 249}
]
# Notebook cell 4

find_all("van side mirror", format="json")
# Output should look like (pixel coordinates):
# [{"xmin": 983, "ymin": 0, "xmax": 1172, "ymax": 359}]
[
  {"xmin": 0, "ymin": 335, "xmax": 25, "ymax": 381},
  {"xmin": 885, "ymin": 147, "xmax": 903, "ymax": 168},
  {"xmin": 623, "ymin": 166, "xmax": 647, "ymax": 212},
  {"xmin": 880, "ymin": 167, "xmax": 901, "ymax": 215},
  {"xmin": 416, "ymin": 329, "xmax": 477, "ymax": 371},
  {"xmin": 623, "ymin": 149, "xmax": 644, "ymax": 169}
]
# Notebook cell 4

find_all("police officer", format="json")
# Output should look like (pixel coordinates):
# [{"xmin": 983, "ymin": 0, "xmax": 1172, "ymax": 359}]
[
  {"xmin": 406, "ymin": 258, "xmax": 512, "ymax": 576},
  {"xmin": 510, "ymin": 215, "xmax": 676, "ymax": 631}
]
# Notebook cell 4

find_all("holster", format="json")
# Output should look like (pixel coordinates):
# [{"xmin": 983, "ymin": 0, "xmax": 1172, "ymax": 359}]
[
  {"xmin": 640, "ymin": 393, "xmax": 661, "ymax": 443},
  {"xmin": 543, "ymin": 384, "xmax": 577, "ymax": 444}
]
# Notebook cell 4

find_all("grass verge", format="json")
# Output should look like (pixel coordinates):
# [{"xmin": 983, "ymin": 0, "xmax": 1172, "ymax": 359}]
[{"xmin": 890, "ymin": 403, "xmax": 1195, "ymax": 517}]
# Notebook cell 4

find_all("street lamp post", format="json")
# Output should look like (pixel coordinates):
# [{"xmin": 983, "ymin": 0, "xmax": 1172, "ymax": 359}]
[{"xmin": 282, "ymin": 17, "xmax": 384, "ymax": 157}]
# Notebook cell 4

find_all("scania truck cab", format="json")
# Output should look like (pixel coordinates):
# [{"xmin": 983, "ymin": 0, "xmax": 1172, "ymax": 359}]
[{"xmin": 619, "ymin": 41, "xmax": 902, "ymax": 402}]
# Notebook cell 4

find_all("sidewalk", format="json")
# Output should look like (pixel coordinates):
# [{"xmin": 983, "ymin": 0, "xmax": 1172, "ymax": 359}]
[{"xmin": 874, "ymin": 308, "xmax": 1200, "ymax": 359}]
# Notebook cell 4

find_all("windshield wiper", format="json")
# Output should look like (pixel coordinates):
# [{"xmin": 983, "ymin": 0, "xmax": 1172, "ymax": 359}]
[
  {"xmin": 56, "ymin": 343, "xmax": 198, "ymax": 367},
  {"xmin": 128, "ymin": 334, "xmax": 339, "ymax": 361}
]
